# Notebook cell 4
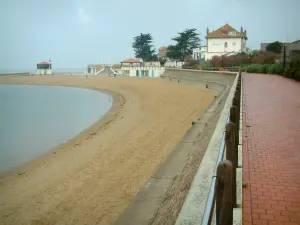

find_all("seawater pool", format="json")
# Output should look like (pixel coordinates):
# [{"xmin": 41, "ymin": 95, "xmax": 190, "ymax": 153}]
[{"xmin": 0, "ymin": 84, "xmax": 112, "ymax": 172}]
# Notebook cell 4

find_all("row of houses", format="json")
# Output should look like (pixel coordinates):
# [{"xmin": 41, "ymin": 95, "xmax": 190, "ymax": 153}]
[
  {"xmin": 36, "ymin": 23, "xmax": 248, "ymax": 75},
  {"xmin": 36, "ymin": 23, "xmax": 299, "ymax": 76},
  {"xmin": 111, "ymin": 58, "xmax": 164, "ymax": 77},
  {"xmin": 108, "ymin": 23, "xmax": 249, "ymax": 76}
]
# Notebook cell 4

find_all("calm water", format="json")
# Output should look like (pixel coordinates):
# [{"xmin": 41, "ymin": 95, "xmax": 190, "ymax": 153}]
[
  {"xmin": 0, "ymin": 84, "xmax": 112, "ymax": 172},
  {"xmin": 0, "ymin": 68, "xmax": 86, "ymax": 74}
]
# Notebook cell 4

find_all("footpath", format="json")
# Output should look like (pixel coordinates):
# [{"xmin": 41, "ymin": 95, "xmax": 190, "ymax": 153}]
[{"xmin": 242, "ymin": 73, "xmax": 300, "ymax": 225}]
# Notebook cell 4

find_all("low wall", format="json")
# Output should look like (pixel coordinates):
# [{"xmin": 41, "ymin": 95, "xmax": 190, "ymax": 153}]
[
  {"xmin": 174, "ymin": 71, "xmax": 239, "ymax": 225},
  {"xmin": 0, "ymin": 72, "xmax": 31, "ymax": 76},
  {"xmin": 51, "ymin": 72, "xmax": 86, "ymax": 76},
  {"xmin": 161, "ymin": 69, "xmax": 236, "ymax": 96},
  {"xmin": 164, "ymin": 68, "xmax": 236, "ymax": 86},
  {"xmin": 114, "ymin": 70, "xmax": 233, "ymax": 225}
]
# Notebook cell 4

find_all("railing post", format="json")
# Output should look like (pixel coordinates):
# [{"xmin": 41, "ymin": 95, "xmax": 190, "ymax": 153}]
[
  {"xmin": 230, "ymin": 106, "xmax": 239, "ymax": 167},
  {"xmin": 225, "ymin": 122, "xmax": 237, "ymax": 207},
  {"xmin": 215, "ymin": 160, "xmax": 233, "ymax": 225}
]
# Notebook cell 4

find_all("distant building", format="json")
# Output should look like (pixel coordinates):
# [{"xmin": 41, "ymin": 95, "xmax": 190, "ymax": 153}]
[
  {"xmin": 261, "ymin": 40, "xmax": 300, "ymax": 66},
  {"xmin": 260, "ymin": 42, "xmax": 289, "ymax": 51},
  {"xmin": 205, "ymin": 23, "xmax": 248, "ymax": 60},
  {"xmin": 87, "ymin": 64, "xmax": 105, "ymax": 74},
  {"xmin": 111, "ymin": 64, "xmax": 122, "ymax": 75},
  {"xmin": 193, "ymin": 46, "xmax": 207, "ymax": 62},
  {"xmin": 120, "ymin": 58, "xmax": 164, "ymax": 77},
  {"xmin": 36, "ymin": 61, "xmax": 52, "ymax": 75},
  {"xmin": 261, "ymin": 43, "xmax": 272, "ymax": 52},
  {"xmin": 281, "ymin": 40, "xmax": 300, "ymax": 66},
  {"xmin": 158, "ymin": 46, "xmax": 168, "ymax": 59}
]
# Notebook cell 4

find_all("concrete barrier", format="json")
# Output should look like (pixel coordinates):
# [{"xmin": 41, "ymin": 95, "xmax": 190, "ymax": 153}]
[
  {"xmin": 114, "ymin": 69, "xmax": 236, "ymax": 225},
  {"xmin": 161, "ymin": 68, "xmax": 236, "ymax": 96},
  {"xmin": 164, "ymin": 68, "xmax": 236, "ymax": 86},
  {"xmin": 174, "ymin": 71, "xmax": 239, "ymax": 225}
]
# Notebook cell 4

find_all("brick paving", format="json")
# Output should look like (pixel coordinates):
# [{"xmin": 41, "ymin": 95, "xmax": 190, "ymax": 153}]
[{"xmin": 242, "ymin": 73, "xmax": 300, "ymax": 225}]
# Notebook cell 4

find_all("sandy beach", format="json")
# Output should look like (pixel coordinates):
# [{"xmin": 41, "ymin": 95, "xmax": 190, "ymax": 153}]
[{"xmin": 0, "ymin": 75, "xmax": 215, "ymax": 225}]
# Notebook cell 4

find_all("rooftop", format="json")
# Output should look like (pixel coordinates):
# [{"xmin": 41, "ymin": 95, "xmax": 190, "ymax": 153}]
[
  {"xmin": 159, "ymin": 46, "xmax": 168, "ymax": 51},
  {"xmin": 121, "ymin": 58, "xmax": 141, "ymax": 63},
  {"xmin": 37, "ymin": 61, "xmax": 51, "ymax": 65},
  {"xmin": 206, "ymin": 23, "xmax": 247, "ymax": 39}
]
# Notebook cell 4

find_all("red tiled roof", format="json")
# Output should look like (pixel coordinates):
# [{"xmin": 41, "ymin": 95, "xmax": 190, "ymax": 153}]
[
  {"xmin": 159, "ymin": 46, "xmax": 168, "ymax": 51},
  {"xmin": 121, "ymin": 58, "xmax": 141, "ymax": 63},
  {"xmin": 207, "ymin": 24, "xmax": 247, "ymax": 38},
  {"xmin": 37, "ymin": 61, "xmax": 50, "ymax": 65}
]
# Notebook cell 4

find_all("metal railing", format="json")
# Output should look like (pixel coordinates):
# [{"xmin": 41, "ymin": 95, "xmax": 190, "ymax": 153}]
[
  {"xmin": 180, "ymin": 66, "xmax": 241, "ymax": 72},
  {"xmin": 201, "ymin": 71, "xmax": 242, "ymax": 225}
]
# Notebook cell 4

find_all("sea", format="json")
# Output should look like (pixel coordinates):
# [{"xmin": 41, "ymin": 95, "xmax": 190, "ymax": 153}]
[
  {"xmin": 0, "ymin": 68, "xmax": 87, "ymax": 74},
  {"xmin": 0, "ymin": 84, "xmax": 112, "ymax": 172}
]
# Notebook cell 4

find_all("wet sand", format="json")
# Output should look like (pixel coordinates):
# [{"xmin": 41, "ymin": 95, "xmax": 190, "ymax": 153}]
[{"xmin": 0, "ymin": 76, "xmax": 215, "ymax": 225}]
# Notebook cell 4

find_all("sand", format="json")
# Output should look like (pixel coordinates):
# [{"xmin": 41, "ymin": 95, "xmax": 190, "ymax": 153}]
[{"xmin": 0, "ymin": 75, "xmax": 215, "ymax": 225}]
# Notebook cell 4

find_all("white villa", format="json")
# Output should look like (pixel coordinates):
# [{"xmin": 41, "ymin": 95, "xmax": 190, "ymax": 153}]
[
  {"xmin": 193, "ymin": 23, "xmax": 248, "ymax": 61},
  {"xmin": 119, "ymin": 58, "xmax": 164, "ymax": 77}
]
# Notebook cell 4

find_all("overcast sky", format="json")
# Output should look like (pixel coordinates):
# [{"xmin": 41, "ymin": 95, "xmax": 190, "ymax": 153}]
[{"xmin": 0, "ymin": 0, "xmax": 299, "ymax": 71}]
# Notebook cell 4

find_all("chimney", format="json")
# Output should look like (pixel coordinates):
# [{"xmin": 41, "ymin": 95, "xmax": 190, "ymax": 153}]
[
  {"xmin": 241, "ymin": 26, "xmax": 243, "ymax": 33},
  {"xmin": 206, "ymin": 27, "xmax": 209, "ymax": 35}
]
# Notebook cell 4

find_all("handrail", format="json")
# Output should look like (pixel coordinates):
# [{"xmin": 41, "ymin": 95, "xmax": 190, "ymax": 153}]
[
  {"xmin": 201, "ymin": 116, "xmax": 229, "ymax": 225},
  {"xmin": 201, "ymin": 71, "xmax": 241, "ymax": 225}
]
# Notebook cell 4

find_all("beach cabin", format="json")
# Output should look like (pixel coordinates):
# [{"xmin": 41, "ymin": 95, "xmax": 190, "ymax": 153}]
[
  {"xmin": 87, "ymin": 64, "xmax": 105, "ymax": 74},
  {"xmin": 36, "ymin": 61, "xmax": 52, "ymax": 75},
  {"xmin": 111, "ymin": 64, "xmax": 122, "ymax": 75},
  {"xmin": 120, "ymin": 58, "xmax": 165, "ymax": 77}
]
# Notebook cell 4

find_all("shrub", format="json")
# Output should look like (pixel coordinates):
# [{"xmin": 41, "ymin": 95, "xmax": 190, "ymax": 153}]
[
  {"xmin": 200, "ymin": 62, "xmax": 213, "ymax": 70},
  {"xmin": 240, "ymin": 66, "xmax": 247, "ymax": 72},
  {"xmin": 246, "ymin": 64, "xmax": 267, "ymax": 74},
  {"xmin": 285, "ymin": 68, "xmax": 296, "ymax": 79},
  {"xmin": 284, "ymin": 68, "xmax": 290, "ymax": 77},
  {"xmin": 252, "ymin": 51, "xmax": 280, "ymax": 64},
  {"xmin": 295, "ymin": 70, "xmax": 300, "ymax": 81},
  {"xmin": 211, "ymin": 56, "xmax": 222, "ymax": 67},
  {"xmin": 209, "ymin": 54, "xmax": 249, "ymax": 67},
  {"xmin": 290, "ymin": 57, "xmax": 300, "ymax": 69},
  {"xmin": 264, "ymin": 64, "xmax": 271, "ymax": 73},
  {"xmin": 267, "ymin": 64, "xmax": 284, "ymax": 74}
]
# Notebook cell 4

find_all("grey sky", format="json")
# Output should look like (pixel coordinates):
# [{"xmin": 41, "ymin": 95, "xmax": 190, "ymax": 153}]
[{"xmin": 0, "ymin": 0, "xmax": 299, "ymax": 71}]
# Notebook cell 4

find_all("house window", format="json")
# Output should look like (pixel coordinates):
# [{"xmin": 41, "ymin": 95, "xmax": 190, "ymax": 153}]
[
  {"xmin": 229, "ymin": 31, "xmax": 236, "ymax": 35},
  {"xmin": 224, "ymin": 42, "xmax": 228, "ymax": 48}
]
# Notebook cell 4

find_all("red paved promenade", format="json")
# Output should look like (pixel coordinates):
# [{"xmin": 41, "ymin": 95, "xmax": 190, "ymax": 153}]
[{"xmin": 242, "ymin": 73, "xmax": 300, "ymax": 225}]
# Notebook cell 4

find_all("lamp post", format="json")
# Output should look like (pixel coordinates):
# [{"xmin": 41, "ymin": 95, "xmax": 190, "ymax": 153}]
[
  {"xmin": 221, "ymin": 55, "xmax": 224, "ymax": 68},
  {"xmin": 283, "ymin": 45, "xmax": 286, "ymax": 69},
  {"xmin": 248, "ymin": 54, "xmax": 252, "ymax": 65}
]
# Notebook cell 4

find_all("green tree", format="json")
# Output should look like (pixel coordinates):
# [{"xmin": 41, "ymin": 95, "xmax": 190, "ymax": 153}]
[
  {"xmin": 159, "ymin": 57, "xmax": 167, "ymax": 66},
  {"xmin": 167, "ymin": 28, "xmax": 200, "ymax": 61},
  {"xmin": 266, "ymin": 41, "xmax": 282, "ymax": 53},
  {"xmin": 250, "ymin": 50, "xmax": 260, "ymax": 56},
  {"xmin": 166, "ymin": 45, "xmax": 182, "ymax": 60},
  {"xmin": 132, "ymin": 33, "xmax": 156, "ymax": 62}
]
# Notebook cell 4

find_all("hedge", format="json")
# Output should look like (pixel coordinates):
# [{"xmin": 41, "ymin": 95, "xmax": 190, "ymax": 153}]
[
  {"xmin": 284, "ymin": 68, "xmax": 300, "ymax": 81},
  {"xmin": 245, "ymin": 63, "xmax": 300, "ymax": 82},
  {"xmin": 267, "ymin": 64, "xmax": 284, "ymax": 75},
  {"xmin": 246, "ymin": 64, "xmax": 268, "ymax": 74}
]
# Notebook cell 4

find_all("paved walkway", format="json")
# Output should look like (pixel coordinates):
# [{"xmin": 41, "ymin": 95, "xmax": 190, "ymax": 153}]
[{"xmin": 242, "ymin": 73, "xmax": 300, "ymax": 225}]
